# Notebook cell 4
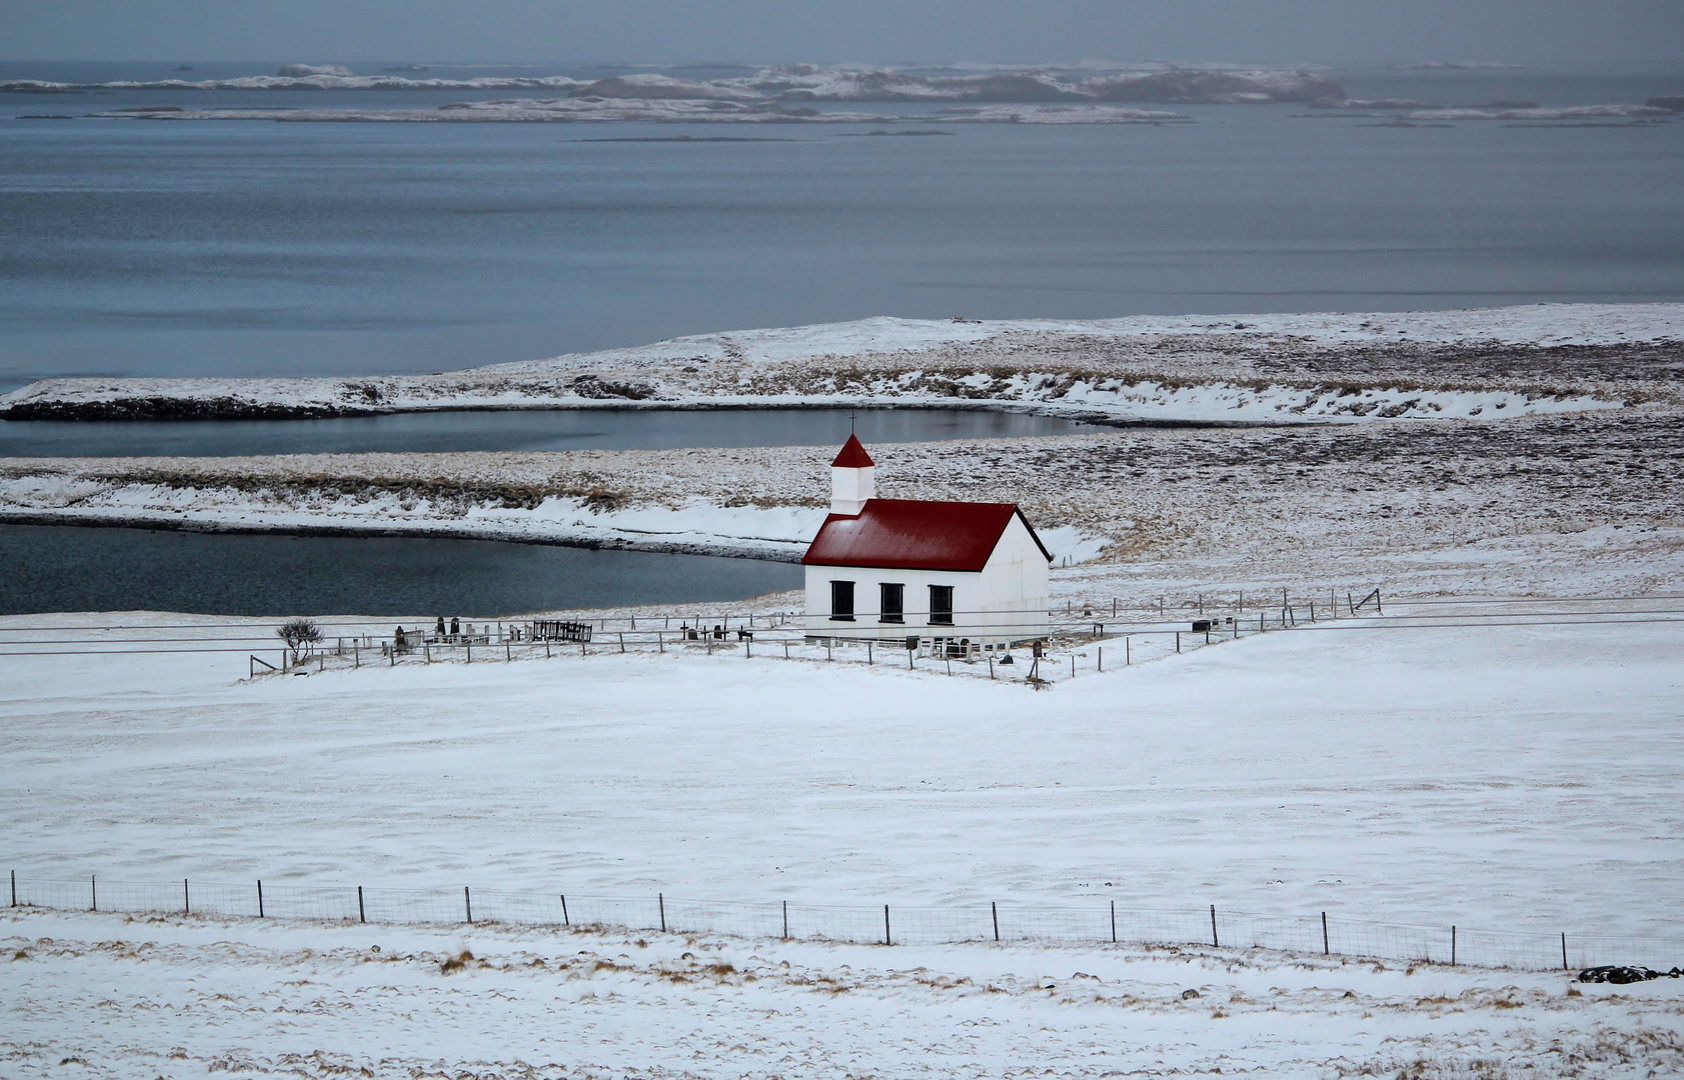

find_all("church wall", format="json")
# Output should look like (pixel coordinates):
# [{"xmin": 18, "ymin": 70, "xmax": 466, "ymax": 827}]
[{"xmin": 802, "ymin": 515, "xmax": 1050, "ymax": 647}]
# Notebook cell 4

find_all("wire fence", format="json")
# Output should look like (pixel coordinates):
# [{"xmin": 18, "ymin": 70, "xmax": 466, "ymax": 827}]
[
  {"xmin": 4, "ymin": 589, "xmax": 1683, "ymax": 688},
  {"xmin": 7, "ymin": 871, "xmax": 1675, "ymax": 973}
]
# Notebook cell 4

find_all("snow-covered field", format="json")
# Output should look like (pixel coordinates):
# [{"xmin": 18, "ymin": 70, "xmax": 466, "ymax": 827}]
[
  {"xmin": 7, "ymin": 908, "xmax": 1683, "ymax": 1080},
  {"xmin": 5, "ymin": 605, "xmax": 1680, "ymax": 934},
  {"xmin": 4, "ymin": 605, "xmax": 1684, "ymax": 1076}
]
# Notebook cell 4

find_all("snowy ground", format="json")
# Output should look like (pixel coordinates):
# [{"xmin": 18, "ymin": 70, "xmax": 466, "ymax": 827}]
[
  {"xmin": 6, "ymin": 909, "xmax": 1683, "ymax": 1080},
  {"xmin": 4, "ymin": 605, "xmax": 1684, "ymax": 1076},
  {"xmin": 5, "ymin": 604, "xmax": 1681, "ymax": 937}
]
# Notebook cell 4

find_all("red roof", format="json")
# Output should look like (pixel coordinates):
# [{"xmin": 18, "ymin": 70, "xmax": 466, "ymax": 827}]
[
  {"xmin": 831, "ymin": 435, "xmax": 875, "ymax": 468},
  {"xmin": 803, "ymin": 499, "xmax": 1051, "ymax": 572}
]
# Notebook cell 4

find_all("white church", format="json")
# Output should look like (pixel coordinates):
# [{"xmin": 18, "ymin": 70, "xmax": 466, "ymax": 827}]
[{"xmin": 801, "ymin": 435, "xmax": 1051, "ymax": 656}]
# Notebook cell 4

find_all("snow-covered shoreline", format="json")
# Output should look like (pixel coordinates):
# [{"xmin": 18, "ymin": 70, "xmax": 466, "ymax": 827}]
[
  {"xmin": 2, "ymin": 62, "xmax": 1344, "ymax": 105},
  {"xmin": 4, "ymin": 303, "xmax": 1677, "ymax": 422},
  {"xmin": 3, "ymin": 303, "xmax": 1679, "ymax": 595},
  {"xmin": 0, "ymin": 493, "xmax": 821, "ymax": 562},
  {"xmin": 5, "ymin": 405, "xmax": 1680, "ymax": 600}
]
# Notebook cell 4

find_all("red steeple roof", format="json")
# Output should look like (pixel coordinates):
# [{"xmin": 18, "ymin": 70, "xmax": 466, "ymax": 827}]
[
  {"xmin": 831, "ymin": 434, "xmax": 875, "ymax": 468},
  {"xmin": 803, "ymin": 499, "xmax": 1051, "ymax": 573}
]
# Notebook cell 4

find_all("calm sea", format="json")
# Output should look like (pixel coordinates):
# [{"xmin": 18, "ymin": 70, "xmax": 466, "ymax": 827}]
[{"xmin": 2, "ymin": 65, "xmax": 1681, "ymax": 394}]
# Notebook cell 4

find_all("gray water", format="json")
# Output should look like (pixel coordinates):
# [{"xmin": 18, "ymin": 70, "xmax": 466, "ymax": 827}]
[
  {"xmin": 3, "ymin": 63, "xmax": 1680, "ymax": 615},
  {"xmin": 0, "ymin": 407, "xmax": 1103, "ymax": 458},
  {"xmin": 0, "ymin": 523, "xmax": 802, "ymax": 616},
  {"xmin": 3, "ymin": 65, "xmax": 1681, "ymax": 393}
]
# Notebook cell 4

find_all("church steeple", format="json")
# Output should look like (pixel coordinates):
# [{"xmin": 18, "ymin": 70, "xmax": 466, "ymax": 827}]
[{"xmin": 830, "ymin": 434, "xmax": 876, "ymax": 515}]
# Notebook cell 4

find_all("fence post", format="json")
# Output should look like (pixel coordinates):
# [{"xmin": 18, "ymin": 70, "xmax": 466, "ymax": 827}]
[
  {"xmin": 619, "ymin": 632, "xmax": 625, "ymax": 654},
  {"xmin": 1110, "ymin": 900, "xmax": 1117, "ymax": 944},
  {"xmin": 1451, "ymin": 925, "xmax": 1456, "ymax": 966},
  {"xmin": 1176, "ymin": 632, "xmax": 1180, "ymax": 654},
  {"xmin": 1321, "ymin": 911, "xmax": 1328, "ymax": 955},
  {"xmin": 884, "ymin": 904, "xmax": 891, "ymax": 946},
  {"xmin": 560, "ymin": 894, "xmax": 569, "ymax": 926},
  {"xmin": 183, "ymin": 878, "xmax": 190, "ymax": 915},
  {"xmin": 867, "ymin": 642, "xmax": 872, "ymax": 665},
  {"xmin": 10, "ymin": 869, "xmax": 15, "ymax": 907},
  {"xmin": 464, "ymin": 886, "xmax": 472, "ymax": 923},
  {"xmin": 659, "ymin": 892, "xmax": 666, "ymax": 933},
  {"xmin": 91, "ymin": 874, "xmax": 97, "ymax": 912},
  {"xmin": 466, "ymin": 642, "xmax": 471, "ymax": 664},
  {"xmin": 1098, "ymin": 647, "xmax": 1102, "ymax": 672},
  {"xmin": 1209, "ymin": 905, "xmax": 1218, "ymax": 947},
  {"xmin": 358, "ymin": 886, "xmax": 366, "ymax": 923},
  {"xmin": 506, "ymin": 642, "xmax": 511, "ymax": 662},
  {"xmin": 992, "ymin": 901, "xmax": 999, "ymax": 942},
  {"xmin": 783, "ymin": 900, "xmax": 789, "ymax": 939},
  {"xmin": 354, "ymin": 643, "xmax": 359, "ymax": 668},
  {"xmin": 1562, "ymin": 932, "xmax": 1568, "ymax": 971},
  {"xmin": 1126, "ymin": 638, "xmax": 1130, "ymax": 666},
  {"xmin": 258, "ymin": 879, "xmax": 264, "ymax": 918}
]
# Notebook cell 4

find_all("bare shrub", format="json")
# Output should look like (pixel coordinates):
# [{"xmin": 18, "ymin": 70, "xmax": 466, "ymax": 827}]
[{"xmin": 276, "ymin": 618, "xmax": 322, "ymax": 663}]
